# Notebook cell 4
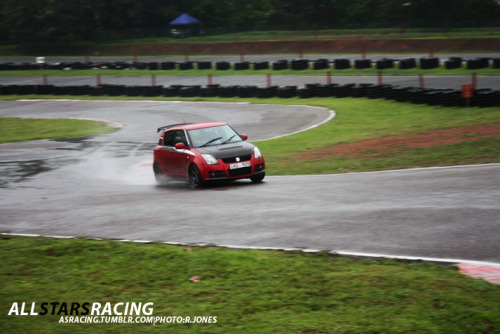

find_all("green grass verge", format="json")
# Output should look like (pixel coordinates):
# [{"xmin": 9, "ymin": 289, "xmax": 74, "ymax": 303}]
[
  {"xmin": 252, "ymin": 97, "xmax": 500, "ymax": 175},
  {"xmin": 0, "ymin": 117, "xmax": 117, "ymax": 143},
  {"xmin": 0, "ymin": 66, "xmax": 499, "ymax": 77},
  {"xmin": 1, "ymin": 236, "xmax": 499, "ymax": 333}
]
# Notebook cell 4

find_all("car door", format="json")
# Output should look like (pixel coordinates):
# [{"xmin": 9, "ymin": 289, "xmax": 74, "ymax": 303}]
[
  {"xmin": 169, "ymin": 130, "xmax": 191, "ymax": 176},
  {"xmin": 155, "ymin": 130, "xmax": 176, "ymax": 177}
]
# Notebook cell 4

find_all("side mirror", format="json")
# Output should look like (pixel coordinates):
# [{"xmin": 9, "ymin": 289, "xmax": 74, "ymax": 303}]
[
  {"xmin": 241, "ymin": 134, "xmax": 248, "ymax": 141},
  {"xmin": 175, "ymin": 142, "xmax": 186, "ymax": 150}
]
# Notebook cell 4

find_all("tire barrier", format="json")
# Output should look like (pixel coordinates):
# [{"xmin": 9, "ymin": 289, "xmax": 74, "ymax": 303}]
[
  {"xmin": 178, "ymin": 62, "xmax": 194, "ymax": 70},
  {"xmin": 1, "ymin": 83, "xmax": 498, "ymax": 108},
  {"xmin": 272, "ymin": 60, "xmax": 288, "ymax": 70},
  {"xmin": 291, "ymin": 59, "xmax": 309, "ymax": 70},
  {"xmin": 277, "ymin": 86, "xmax": 297, "ymax": 98},
  {"xmin": 1, "ymin": 56, "xmax": 496, "ymax": 72},
  {"xmin": 466, "ymin": 58, "xmax": 490, "ymax": 70},
  {"xmin": 215, "ymin": 61, "xmax": 231, "ymax": 70},
  {"xmin": 445, "ymin": 57, "xmax": 462, "ymax": 69},
  {"xmin": 161, "ymin": 62, "xmax": 176, "ymax": 70},
  {"xmin": 253, "ymin": 62, "xmax": 269, "ymax": 70},
  {"xmin": 376, "ymin": 58, "xmax": 394, "ymax": 70},
  {"xmin": 355, "ymin": 59, "xmax": 372, "ymax": 69},
  {"xmin": 419, "ymin": 57, "xmax": 440, "ymax": 69},
  {"xmin": 234, "ymin": 62, "xmax": 250, "ymax": 70},
  {"xmin": 399, "ymin": 58, "xmax": 417, "ymax": 69},
  {"xmin": 197, "ymin": 61, "xmax": 212, "ymax": 70},
  {"xmin": 334, "ymin": 59, "xmax": 351, "ymax": 70},
  {"xmin": 313, "ymin": 59, "xmax": 329, "ymax": 70}
]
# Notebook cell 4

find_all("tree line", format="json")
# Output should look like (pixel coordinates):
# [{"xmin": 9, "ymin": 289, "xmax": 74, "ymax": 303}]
[{"xmin": 1, "ymin": 0, "xmax": 499, "ymax": 46}]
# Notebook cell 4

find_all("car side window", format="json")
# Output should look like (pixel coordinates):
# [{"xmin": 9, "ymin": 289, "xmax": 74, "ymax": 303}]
[
  {"xmin": 163, "ymin": 131, "xmax": 176, "ymax": 147},
  {"xmin": 174, "ymin": 130, "xmax": 188, "ymax": 147}
]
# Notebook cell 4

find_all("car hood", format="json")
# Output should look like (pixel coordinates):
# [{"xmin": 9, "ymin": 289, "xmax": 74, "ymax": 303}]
[{"xmin": 196, "ymin": 142, "xmax": 255, "ymax": 159}]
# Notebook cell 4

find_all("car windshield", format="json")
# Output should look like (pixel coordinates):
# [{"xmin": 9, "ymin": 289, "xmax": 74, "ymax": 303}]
[{"xmin": 188, "ymin": 125, "xmax": 242, "ymax": 148}]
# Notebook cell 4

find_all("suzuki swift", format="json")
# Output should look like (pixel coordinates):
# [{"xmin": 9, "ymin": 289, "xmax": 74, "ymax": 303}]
[{"xmin": 153, "ymin": 122, "xmax": 265, "ymax": 187}]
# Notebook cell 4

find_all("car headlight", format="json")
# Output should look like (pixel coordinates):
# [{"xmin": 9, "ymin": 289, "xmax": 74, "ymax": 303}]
[
  {"xmin": 202, "ymin": 154, "xmax": 219, "ymax": 165},
  {"xmin": 254, "ymin": 147, "xmax": 262, "ymax": 159}
]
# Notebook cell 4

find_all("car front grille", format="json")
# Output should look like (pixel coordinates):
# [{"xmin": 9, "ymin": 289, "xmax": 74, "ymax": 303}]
[
  {"xmin": 228, "ymin": 166, "xmax": 252, "ymax": 177},
  {"xmin": 221, "ymin": 154, "xmax": 252, "ymax": 164}
]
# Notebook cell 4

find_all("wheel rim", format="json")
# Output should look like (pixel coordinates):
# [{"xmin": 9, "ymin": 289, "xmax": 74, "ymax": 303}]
[{"xmin": 189, "ymin": 166, "xmax": 201, "ymax": 187}]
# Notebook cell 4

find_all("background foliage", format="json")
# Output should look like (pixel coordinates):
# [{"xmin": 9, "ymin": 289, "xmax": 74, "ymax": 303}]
[{"xmin": 1, "ymin": 0, "xmax": 500, "ymax": 47}]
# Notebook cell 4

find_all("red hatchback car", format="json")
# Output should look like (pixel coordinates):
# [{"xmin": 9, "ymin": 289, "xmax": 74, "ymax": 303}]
[{"xmin": 153, "ymin": 122, "xmax": 265, "ymax": 187}]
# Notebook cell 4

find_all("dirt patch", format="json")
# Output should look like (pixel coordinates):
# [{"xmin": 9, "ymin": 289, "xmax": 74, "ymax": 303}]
[{"xmin": 294, "ymin": 123, "xmax": 500, "ymax": 161}]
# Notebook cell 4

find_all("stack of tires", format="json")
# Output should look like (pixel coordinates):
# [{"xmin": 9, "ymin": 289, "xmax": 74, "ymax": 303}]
[
  {"xmin": 355, "ymin": 59, "xmax": 372, "ymax": 69},
  {"xmin": 257, "ymin": 86, "xmax": 277, "ymax": 98},
  {"xmin": 334, "ymin": 59, "xmax": 351, "ymax": 70},
  {"xmin": 476, "ymin": 89, "xmax": 499, "ymax": 107},
  {"xmin": 439, "ymin": 90, "xmax": 462, "ymax": 107},
  {"xmin": 234, "ymin": 62, "xmax": 249, "ymax": 70},
  {"xmin": 419, "ymin": 57, "xmax": 440, "ymax": 69},
  {"xmin": 272, "ymin": 60, "xmax": 288, "ymax": 70},
  {"xmin": 366, "ymin": 84, "xmax": 386, "ymax": 99},
  {"xmin": 216, "ymin": 61, "xmax": 231, "ymax": 70},
  {"xmin": 101, "ymin": 84, "xmax": 125, "ymax": 96},
  {"xmin": 398, "ymin": 58, "xmax": 417, "ymax": 69},
  {"xmin": 277, "ymin": 86, "xmax": 297, "ymax": 98},
  {"xmin": 445, "ymin": 57, "xmax": 462, "ymax": 69},
  {"xmin": 237, "ymin": 86, "xmax": 258, "ymax": 98},
  {"xmin": 199, "ymin": 85, "xmax": 218, "ymax": 97},
  {"xmin": 217, "ymin": 86, "xmax": 238, "ymax": 97},
  {"xmin": 197, "ymin": 62, "xmax": 212, "ymax": 70},
  {"xmin": 179, "ymin": 86, "xmax": 200, "ymax": 97},
  {"xmin": 178, "ymin": 62, "xmax": 194, "ymax": 70},
  {"xmin": 163, "ymin": 85, "xmax": 181, "ymax": 97},
  {"xmin": 291, "ymin": 59, "xmax": 309, "ymax": 70},
  {"xmin": 332, "ymin": 84, "xmax": 354, "ymax": 97},
  {"xmin": 466, "ymin": 58, "xmax": 490, "ymax": 70},
  {"xmin": 161, "ymin": 62, "xmax": 176, "ymax": 70},
  {"xmin": 376, "ymin": 58, "xmax": 394, "ymax": 70},
  {"xmin": 313, "ymin": 59, "xmax": 329, "ymax": 70},
  {"xmin": 253, "ymin": 62, "xmax": 269, "ymax": 70}
]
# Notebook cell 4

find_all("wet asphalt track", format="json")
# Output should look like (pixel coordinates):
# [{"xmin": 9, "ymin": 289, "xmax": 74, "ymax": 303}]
[{"xmin": 1, "ymin": 99, "xmax": 499, "ymax": 265}]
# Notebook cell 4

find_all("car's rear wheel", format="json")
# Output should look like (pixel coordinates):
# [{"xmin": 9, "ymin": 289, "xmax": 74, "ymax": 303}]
[
  {"xmin": 250, "ymin": 172, "xmax": 265, "ymax": 183},
  {"xmin": 153, "ymin": 163, "xmax": 167, "ymax": 185},
  {"xmin": 189, "ymin": 164, "xmax": 203, "ymax": 188}
]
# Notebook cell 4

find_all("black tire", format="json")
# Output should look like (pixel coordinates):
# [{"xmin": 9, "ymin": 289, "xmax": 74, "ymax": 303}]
[
  {"xmin": 189, "ymin": 164, "xmax": 203, "ymax": 188},
  {"xmin": 250, "ymin": 172, "xmax": 265, "ymax": 183},
  {"xmin": 153, "ymin": 163, "xmax": 167, "ymax": 185}
]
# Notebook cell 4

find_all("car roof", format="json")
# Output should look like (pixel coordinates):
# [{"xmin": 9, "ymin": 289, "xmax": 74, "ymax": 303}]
[{"xmin": 157, "ymin": 122, "xmax": 227, "ymax": 133}]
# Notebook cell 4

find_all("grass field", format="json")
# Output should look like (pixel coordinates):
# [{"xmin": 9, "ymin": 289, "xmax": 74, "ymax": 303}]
[
  {"xmin": 0, "ymin": 117, "xmax": 117, "ymax": 144},
  {"xmin": 1, "ymin": 235, "xmax": 499, "ymax": 333}
]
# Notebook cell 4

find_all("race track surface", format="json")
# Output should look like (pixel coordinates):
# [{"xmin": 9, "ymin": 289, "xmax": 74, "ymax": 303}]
[{"xmin": 1, "ymin": 100, "xmax": 499, "ymax": 264}]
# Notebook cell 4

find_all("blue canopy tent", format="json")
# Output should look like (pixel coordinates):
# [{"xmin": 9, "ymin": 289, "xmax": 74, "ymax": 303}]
[{"xmin": 169, "ymin": 13, "xmax": 201, "ymax": 38}]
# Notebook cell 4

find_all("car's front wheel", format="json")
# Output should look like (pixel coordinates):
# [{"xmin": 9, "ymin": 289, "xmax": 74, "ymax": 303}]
[
  {"xmin": 250, "ymin": 172, "xmax": 265, "ymax": 183},
  {"xmin": 189, "ymin": 164, "xmax": 203, "ymax": 188}
]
